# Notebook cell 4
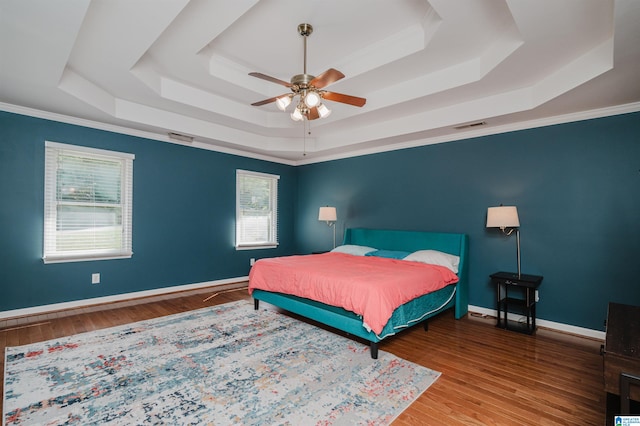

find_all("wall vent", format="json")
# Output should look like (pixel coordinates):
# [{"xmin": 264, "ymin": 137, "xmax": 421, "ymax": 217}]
[
  {"xmin": 168, "ymin": 132, "xmax": 194, "ymax": 143},
  {"xmin": 454, "ymin": 121, "xmax": 486, "ymax": 130}
]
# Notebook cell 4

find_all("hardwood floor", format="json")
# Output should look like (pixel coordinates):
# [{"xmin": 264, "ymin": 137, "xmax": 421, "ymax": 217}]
[{"xmin": 1, "ymin": 285, "xmax": 607, "ymax": 425}]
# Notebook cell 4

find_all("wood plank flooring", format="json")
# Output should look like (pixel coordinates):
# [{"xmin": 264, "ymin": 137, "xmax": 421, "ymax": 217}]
[{"xmin": 1, "ymin": 285, "xmax": 607, "ymax": 425}]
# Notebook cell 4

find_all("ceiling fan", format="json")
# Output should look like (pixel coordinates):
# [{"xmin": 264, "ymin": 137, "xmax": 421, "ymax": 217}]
[{"xmin": 249, "ymin": 23, "xmax": 366, "ymax": 121}]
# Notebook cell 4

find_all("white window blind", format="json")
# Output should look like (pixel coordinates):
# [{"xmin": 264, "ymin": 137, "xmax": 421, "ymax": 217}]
[
  {"xmin": 44, "ymin": 141, "xmax": 134, "ymax": 263},
  {"xmin": 236, "ymin": 170, "xmax": 279, "ymax": 249}
]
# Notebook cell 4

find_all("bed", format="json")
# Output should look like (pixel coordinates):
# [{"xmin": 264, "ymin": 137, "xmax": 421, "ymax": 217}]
[{"xmin": 249, "ymin": 228, "xmax": 469, "ymax": 359}]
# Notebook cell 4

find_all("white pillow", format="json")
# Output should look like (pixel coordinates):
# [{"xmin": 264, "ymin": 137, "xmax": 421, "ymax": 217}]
[
  {"xmin": 331, "ymin": 245, "xmax": 377, "ymax": 256},
  {"xmin": 404, "ymin": 250, "xmax": 460, "ymax": 273}
]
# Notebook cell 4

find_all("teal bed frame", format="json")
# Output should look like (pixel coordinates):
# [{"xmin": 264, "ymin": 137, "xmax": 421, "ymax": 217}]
[{"xmin": 252, "ymin": 228, "xmax": 469, "ymax": 359}]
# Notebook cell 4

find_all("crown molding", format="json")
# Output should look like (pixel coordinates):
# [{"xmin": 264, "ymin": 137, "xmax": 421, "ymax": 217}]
[
  {"xmin": 2, "ymin": 101, "xmax": 639, "ymax": 167},
  {"xmin": 0, "ymin": 102, "xmax": 297, "ymax": 166},
  {"xmin": 294, "ymin": 102, "xmax": 640, "ymax": 165}
]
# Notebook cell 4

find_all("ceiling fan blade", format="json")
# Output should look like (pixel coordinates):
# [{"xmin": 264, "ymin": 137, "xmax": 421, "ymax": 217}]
[
  {"xmin": 306, "ymin": 106, "xmax": 320, "ymax": 120},
  {"xmin": 322, "ymin": 91, "xmax": 367, "ymax": 107},
  {"xmin": 310, "ymin": 68, "xmax": 345, "ymax": 89},
  {"xmin": 251, "ymin": 95, "xmax": 287, "ymax": 107},
  {"xmin": 248, "ymin": 72, "xmax": 292, "ymax": 88}
]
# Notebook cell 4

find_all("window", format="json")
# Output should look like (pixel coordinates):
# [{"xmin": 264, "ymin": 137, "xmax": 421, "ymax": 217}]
[
  {"xmin": 43, "ymin": 141, "xmax": 134, "ymax": 263},
  {"xmin": 236, "ymin": 170, "xmax": 279, "ymax": 249}
]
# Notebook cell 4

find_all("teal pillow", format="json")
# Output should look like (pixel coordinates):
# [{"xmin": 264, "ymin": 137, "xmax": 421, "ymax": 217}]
[{"xmin": 365, "ymin": 250, "xmax": 411, "ymax": 260}]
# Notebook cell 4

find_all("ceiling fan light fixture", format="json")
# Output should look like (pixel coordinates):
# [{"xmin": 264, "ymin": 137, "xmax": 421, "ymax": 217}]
[
  {"xmin": 276, "ymin": 95, "xmax": 292, "ymax": 111},
  {"xmin": 317, "ymin": 103, "xmax": 331, "ymax": 118},
  {"xmin": 304, "ymin": 90, "xmax": 321, "ymax": 108},
  {"xmin": 291, "ymin": 107, "xmax": 304, "ymax": 121},
  {"xmin": 249, "ymin": 23, "xmax": 366, "ymax": 123}
]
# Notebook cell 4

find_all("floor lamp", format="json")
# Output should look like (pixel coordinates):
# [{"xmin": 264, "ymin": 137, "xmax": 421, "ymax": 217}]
[
  {"xmin": 318, "ymin": 206, "xmax": 337, "ymax": 249},
  {"xmin": 486, "ymin": 205, "xmax": 521, "ymax": 278}
]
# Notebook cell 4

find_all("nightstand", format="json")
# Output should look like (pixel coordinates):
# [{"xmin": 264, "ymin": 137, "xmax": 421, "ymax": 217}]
[{"xmin": 490, "ymin": 271, "xmax": 543, "ymax": 334}]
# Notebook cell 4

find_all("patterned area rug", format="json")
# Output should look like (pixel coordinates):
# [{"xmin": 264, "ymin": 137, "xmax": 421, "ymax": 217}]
[{"xmin": 3, "ymin": 300, "xmax": 440, "ymax": 425}]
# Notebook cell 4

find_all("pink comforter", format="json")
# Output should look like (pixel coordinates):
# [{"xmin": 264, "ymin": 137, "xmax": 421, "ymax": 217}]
[{"xmin": 248, "ymin": 252, "xmax": 459, "ymax": 335}]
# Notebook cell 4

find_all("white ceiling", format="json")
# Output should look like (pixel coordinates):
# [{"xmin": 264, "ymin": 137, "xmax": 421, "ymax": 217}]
[{"xmin": 1, "ymin": 0, "xmax": 639, "ymax": 164}]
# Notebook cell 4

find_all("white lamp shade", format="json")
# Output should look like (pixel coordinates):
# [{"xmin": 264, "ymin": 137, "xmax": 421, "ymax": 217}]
[
  {"xmin": 291, "ymin": 107, "xmax": 304, "ymax": 121},
  {"xmin": 276, "ymin": 95, "xmax": 291, "ymax": 111},
  {"xmin": 486, "ymin": 206, "xmax": 520, "ymax": 229},
  {"xmin": 318, "ymin": 206, "xmax": 337, "ymax": 222},
  {"xmin": 317, "ymin": 103, "xmax": 331, "ymax": 118},
  {"xmin": 304, "ymin": 91, "xmax": 321, "ymax": 108}
]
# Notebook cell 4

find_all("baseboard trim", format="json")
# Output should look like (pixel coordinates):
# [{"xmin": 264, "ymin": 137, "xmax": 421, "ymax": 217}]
[
  {"xmin": 0, "ymin": 277, "xmax": 249, "ymax": 321},
  {"xmin": 469, "ymin": 305, "xmax": 605, "ymax": 341},
  {"xmin": 1, "ymin": 290, "xmax": 605, "ymax": 341}
]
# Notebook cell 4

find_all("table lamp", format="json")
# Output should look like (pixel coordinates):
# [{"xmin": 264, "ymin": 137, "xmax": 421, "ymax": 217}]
[
  {"xmin": 318, "ymin": 206, "xmax": 337, "ymax": 249},
  {"xmin": 486, "ymin": 205, "xmax": 521, "ymax": 278}
]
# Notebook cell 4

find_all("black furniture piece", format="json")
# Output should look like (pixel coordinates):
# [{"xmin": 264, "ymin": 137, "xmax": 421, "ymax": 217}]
[
  {"xmin": 621, "ymin": 373, "xmax": 640, "ymax": 415},
  {"xmin": 604, "ymin": 302, "xmax": 640, "ymax": 419},
  {"xmin": 490, "ymin": 271, "xmax": 543, "ymax": 335}
]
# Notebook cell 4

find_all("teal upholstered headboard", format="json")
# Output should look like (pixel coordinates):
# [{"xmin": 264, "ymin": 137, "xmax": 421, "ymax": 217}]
[{"xmin": 343, "ymin": 228, "xmax": 469, "ymax": 318}]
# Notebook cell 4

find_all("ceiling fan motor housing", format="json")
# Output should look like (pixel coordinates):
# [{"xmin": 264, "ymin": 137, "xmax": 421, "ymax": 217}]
[{"xmin": 291, "ymin": 73, "xmax": 315, "ymax": 90}]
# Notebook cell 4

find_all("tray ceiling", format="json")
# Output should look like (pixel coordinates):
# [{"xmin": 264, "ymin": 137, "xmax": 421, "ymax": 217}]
[{"xmin": 1, "ymin": 0, "xmax": 639, "ymax": 164}]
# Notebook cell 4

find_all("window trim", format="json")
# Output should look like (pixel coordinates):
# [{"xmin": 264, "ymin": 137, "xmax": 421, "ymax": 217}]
[
  {"xmin": 43, "ymin": 141, "xmax": 134, "ymax": 264},
  {"xmin": 235, "ymin": 169, "xmax": 279, "ymax": 250}
]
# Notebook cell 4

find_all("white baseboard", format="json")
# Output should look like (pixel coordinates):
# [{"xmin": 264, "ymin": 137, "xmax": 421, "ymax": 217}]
[
  {"xmin": 0, "ymin": 277, "xmax": 249, "ymax": 320},
  {"xmin": 469, "ymin": 305, "xmax": 605, "ymax": 341},
  {"xmin": 1, "ymin": 289, "xmax": 605, "ymax": 341}
]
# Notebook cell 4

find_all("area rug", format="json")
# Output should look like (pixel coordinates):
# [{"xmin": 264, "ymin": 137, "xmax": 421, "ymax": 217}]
[{"xmin": 3, "ymin": 300, "xmax": 440, "ymax": 425}]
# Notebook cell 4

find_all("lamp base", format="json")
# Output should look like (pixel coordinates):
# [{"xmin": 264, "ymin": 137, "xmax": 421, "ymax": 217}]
[
  {"xmin": 331, "ymin": 223, "xmax": 336, "ymax": 249},
  {"xmin": 516, "ymin": 229, "xmax": 521, "ymax": 278}
]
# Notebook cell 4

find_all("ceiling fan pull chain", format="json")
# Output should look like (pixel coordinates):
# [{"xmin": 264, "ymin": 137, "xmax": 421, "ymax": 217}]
[{"xmin": 303, "ymin": 119, "xmax": 307, "ymax": 156}]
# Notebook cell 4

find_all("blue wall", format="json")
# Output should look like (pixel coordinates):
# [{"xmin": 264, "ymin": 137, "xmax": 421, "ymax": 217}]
[
  {"xmin": 0, "ymin": 111, "xmax": 297, "ymax": 311},
  {"xmin": 296, "ymin": 112, "xmax": 640, "ymax": 331},
  {"xmin": 2, "ymin": 109, "xmax": 639, "ymax": 331}
]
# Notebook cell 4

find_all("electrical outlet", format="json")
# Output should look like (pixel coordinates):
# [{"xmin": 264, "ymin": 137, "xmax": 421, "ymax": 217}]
[
  {"xmin": 250, "ymin": 258, "xmax": 256, "ymax": 266},
  {"xmin": 535, "ymin": 290, "xmax": 539, "ymax": 302},
  {"xmin": 92, "ymin": 273, "xmax": 100, "ymax": 284}
]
